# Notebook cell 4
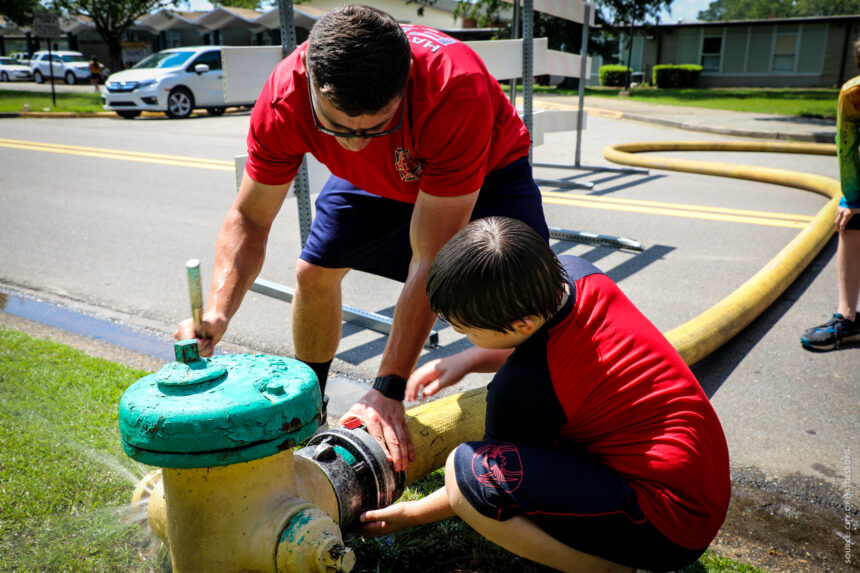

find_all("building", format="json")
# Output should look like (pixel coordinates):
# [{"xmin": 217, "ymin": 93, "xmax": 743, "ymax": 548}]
[
  {"xmin": 625, "ymin": 14, "xmax": 860, "ymax": 88},
  {"xmin": 0, "ymin": 0, "xmax": 490, "ymax": 68}
]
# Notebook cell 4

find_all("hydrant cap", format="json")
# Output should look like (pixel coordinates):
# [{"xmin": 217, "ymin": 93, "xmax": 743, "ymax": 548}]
[{"xmin": 118, "ymin": 351, "xmax": 321, "ymax": 468}]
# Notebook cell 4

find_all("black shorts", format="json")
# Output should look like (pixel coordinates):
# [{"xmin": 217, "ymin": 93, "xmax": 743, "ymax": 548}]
[
  {"xmin": 453, "ymin": 441, "xmax": 707, "ymax": 572},
  {"xmin": 299, "ymin": 157, "xmax": 549, "ymax": 282},
  {"xmin": 847, "ymin": 212, "xmax": 860, "ymax": 230}
]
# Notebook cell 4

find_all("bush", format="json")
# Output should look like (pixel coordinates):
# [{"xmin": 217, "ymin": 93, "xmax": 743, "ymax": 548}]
[
  {"xmin": 599, "ymin": 64, "xmax": 632, "ymax": 87},
  {"xmin": 653, "ymin": 64, "xmax": 703, "ymax": 88}
]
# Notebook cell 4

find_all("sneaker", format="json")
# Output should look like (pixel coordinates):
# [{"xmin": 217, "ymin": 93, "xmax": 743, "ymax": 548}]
[{"xmin": 801, "ymin": 313, "xmax": 860, "ymax": 350}]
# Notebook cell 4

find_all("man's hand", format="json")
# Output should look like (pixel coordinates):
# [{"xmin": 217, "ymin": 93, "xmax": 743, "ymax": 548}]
[
  {"xmin": 340, "ymin": 389, "xmax": 415, "ymax": 472},
  {"xmin": 173, "ymin": 311, "xmax": 228, "ymax": 357}
]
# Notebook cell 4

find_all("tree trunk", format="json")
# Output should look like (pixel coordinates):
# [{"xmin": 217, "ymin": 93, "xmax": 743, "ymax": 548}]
[{"xmin": 106, "ymin": 35, "xmax": 123, "ymax": 74}]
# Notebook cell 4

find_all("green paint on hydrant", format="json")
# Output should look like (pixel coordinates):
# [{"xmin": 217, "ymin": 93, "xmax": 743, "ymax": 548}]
[{"xmin": 118, "ymin": 340, "xmax": 321, "ymax": 468}]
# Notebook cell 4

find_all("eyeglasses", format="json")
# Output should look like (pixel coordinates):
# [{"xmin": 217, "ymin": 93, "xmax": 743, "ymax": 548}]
[{"xmin": 306, "ymin": 70, "xmax": 404, "ymax": 139}]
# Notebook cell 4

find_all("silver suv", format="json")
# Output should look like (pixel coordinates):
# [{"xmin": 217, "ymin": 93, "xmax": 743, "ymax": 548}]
[
  {"xmin": 30, "ymin": 50, "xmax": 96, "ymax": 85},
  {"xmin": 102, "ymin": 46, "xmax": 254, "ymax": 119}
]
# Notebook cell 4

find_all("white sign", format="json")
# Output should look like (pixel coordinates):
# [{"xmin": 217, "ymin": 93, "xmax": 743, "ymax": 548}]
[{"xmin": 33, "ymin": 12, "xmax": 60, "ymax": 38}]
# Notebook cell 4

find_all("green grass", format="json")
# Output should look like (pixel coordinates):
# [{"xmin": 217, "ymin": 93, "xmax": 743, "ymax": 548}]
[
  {"xmin": 0, "ymin": 88, "xmax": 105, "ymax": 113},
  {"xmin": 0, "ymin": 327, "xmax": 767, "ymax": 572},
  {"xmin": 581, "ymin": 86, "xmax": 839, "ymax": 119}
]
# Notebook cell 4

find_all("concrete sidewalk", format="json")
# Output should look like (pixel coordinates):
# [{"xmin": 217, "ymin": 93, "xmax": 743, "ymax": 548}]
[{"xmin": 535, "ymin": 93, "xmax": 837, "ymax": 143}]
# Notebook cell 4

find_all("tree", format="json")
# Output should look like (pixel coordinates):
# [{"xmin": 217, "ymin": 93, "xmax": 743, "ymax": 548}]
[
  {"xmin": 50, "ymin": 0, "xmax": 173, "ymax": 72},
  {"xmin": 0, "ymin": 0, "xmax": 41, "ymax": 27},
  {"xmin": 211, "ymin": 0, "xmax": 263, "ymax": 10},
  {"xmin": 697, "ymin": 0, "xmax": 860, "ymax": 20}
]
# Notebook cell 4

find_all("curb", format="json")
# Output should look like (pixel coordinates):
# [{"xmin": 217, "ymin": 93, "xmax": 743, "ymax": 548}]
[
  {"xmin": 0, "ymin": 108, "xmax": 249, "ymax": 119},
  {"xmin": 533, "ymin": 99, "xmax": 835, "ymax": 143}
]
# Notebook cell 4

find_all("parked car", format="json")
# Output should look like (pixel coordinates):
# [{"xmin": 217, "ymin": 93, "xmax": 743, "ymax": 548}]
[
  {"xmin": 9, "ymin": 51, "xmax": 31, "ymax": 65},
  {"xmin": 29, "ymin": 50, "xmax": 101, "ymax": 85},
  {"xmin": 0, "ymin": 57, "xmax": 33, "ymax": 82},
  {"xmin": 102, "ymin": 46, "xmax": 252, "ymax": 119}
]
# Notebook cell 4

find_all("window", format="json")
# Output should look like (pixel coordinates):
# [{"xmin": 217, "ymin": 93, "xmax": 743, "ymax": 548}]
[
  {"xmin": 701, "ymin": 34, "xmax": 722, "ymax": 72},
  {"xmin": 772, "ymin": 26, "xmax": 797, "ymax": 72},
  {"xmin": 190, "ymin": 50, "xmax": 221, "ymax": 71}
]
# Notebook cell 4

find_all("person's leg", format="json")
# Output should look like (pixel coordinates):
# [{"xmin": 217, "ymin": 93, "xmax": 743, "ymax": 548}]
[
  {"xmin": 837, "ymin": 229, "xmax": 860, "ymax": 320},
  {"xmin": 444, "ymin": 452, "xmax": 633, "ymax": 573},
  {"xmin": 293, "ymin": 175, "xmax": 414, "ymax": 391},
  {"xmin": 292, "ymin": 259, "xmax": 350, "ymax": 366}
]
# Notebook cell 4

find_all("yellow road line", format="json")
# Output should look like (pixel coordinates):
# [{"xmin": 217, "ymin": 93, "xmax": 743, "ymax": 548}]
[
  {"xmin": 541, "ymin": 189, "xmax": 813, "ymax": 223},
  {"xmin": 542, "ymin": 195, "xmax": 809, "ymax": 228},
  {"xmin": 0, "ymin": 137, "xmax": 815, "ymax": 228},
  {"xmin": 0, "ymin": 138, "xmax": 235, "ymax": 171}
]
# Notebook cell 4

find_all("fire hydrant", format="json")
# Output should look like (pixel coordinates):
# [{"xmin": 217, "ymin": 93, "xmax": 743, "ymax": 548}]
[{"xmin": 119, "ymin": 339, "xmax": 404, "ymax": 573}]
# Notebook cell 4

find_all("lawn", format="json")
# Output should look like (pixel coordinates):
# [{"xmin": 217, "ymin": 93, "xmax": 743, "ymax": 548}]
[
  {"xmin": 0, "ymin": 327, "xmax": 767, "ymax": 572},
  {"xmin": 0, "ymin": 88, "xmax": 105, "ymax": 114},
  {"xmin": 580, "ymin": 86, "xmax": 839, "ymax": 119}
]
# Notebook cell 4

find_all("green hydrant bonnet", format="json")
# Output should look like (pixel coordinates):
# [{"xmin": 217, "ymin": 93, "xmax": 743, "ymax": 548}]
[{"xmin": 118, "ymin": 340, "xmax": 321, "ymax": 468}]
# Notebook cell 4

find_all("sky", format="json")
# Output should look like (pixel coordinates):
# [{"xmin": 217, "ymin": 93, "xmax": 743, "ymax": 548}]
[{"xmin": 184, "ymin": 0, "xmax": 716, "ymax": 23}]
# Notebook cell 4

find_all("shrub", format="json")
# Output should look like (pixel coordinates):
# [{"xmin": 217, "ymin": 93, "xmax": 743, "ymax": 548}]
[
  {"xmin": 599, "ymin": 64, "xmax": 632, "ymax": 87},
  {"xmin": 652, "ymin": 64, "xmax": 703, "ymax": 88}
]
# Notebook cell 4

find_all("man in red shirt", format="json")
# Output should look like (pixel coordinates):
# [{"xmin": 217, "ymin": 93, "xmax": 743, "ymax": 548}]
[{"xmin": 174, "ymin": 4, "xmax": 548, "ymax": 470}]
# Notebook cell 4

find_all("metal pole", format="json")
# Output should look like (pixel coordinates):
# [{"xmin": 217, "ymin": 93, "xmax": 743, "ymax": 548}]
[
  {"xmin": 186, "ymin": 259, "xmax": 203, "ymax": 334},
  {"xmin": 574, "ymin": 4, "xmax": 590, "ymax": 168},
  {"xmin": 47, "ymin": 40, "xmax": 56, "ymax": 106},
  {"xmin": 278, "ymin": 0, "xmax": 313, "ymax": 246},
  {"xmin": 508, "ymin": 0, "xmax": 519, "ymax": 106},
  {"xmin": 522, "ymin": 0, "xmax": 533, "ymax": 164}
]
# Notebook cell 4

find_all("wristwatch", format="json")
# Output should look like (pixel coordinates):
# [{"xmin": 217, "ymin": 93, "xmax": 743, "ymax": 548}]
[{"xmin": 372, "ymin": 374, "xmax": 407, "ymax": 401}]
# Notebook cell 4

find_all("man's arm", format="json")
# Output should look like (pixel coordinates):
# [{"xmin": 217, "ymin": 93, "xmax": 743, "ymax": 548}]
[
  {"xmin": 341, "ymin": 189, "xmax": 479, "ymax": 471},
  {"xmin": 358, "ymin": 486, "xmax": 454, "ymax": 537},
  {"xmin": 174, "ymin": 169, "xmax": 291, "ymax": 355}
]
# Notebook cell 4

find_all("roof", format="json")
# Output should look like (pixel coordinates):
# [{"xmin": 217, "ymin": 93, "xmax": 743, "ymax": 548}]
[{"xmin": 656, "ymin": 13, "xmax": 860, "ymax": 28}]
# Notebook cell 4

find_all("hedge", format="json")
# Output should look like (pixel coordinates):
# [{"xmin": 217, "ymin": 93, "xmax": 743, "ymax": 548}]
[
  {"xmin": 652, "ymin": 64, "xmax": 703, "ymax": 88},
  {"xmin": 599, "ymin": 65, "xmax": 632, "ymax": 87}
]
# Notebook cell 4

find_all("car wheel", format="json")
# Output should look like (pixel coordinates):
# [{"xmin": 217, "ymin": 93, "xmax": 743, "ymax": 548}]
[
  {"xmin": 65, "ymin": 71, "xmax": 76, "ymax": 85},
  {"xmin": 33, "ymin": 70, "xmax": 44, "ymax": 84},
  {"xmin": 207, "ymin": 106, "xmax": 226, "ymax": 116},
  {"xmin": 0, "ymin": 72, "xmax": 8, "ymax": 82},
  {"xmin": 117, "ymin": 110, "xmax": 142, "ymax": 119},
  {"xmin": 166, "ymin": 87, "xmax": 194, "ymax": 119}
]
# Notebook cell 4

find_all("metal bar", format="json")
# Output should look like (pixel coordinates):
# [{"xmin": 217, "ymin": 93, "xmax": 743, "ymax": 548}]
[
  {"xmin": 278, "ymin": 0, "xmax": 313, "ymax": 245},
  {"xmin": 534, "ymin": 178, "xmax": 594, "ymax": 190},
  {"xmin": 251, "ymin": 278, "xmax": 440, "ymax": 349},
  {"xmin": 508, "ymin": 0, "xmax": 519, "ymax": 107},
  {"xmin": 549, "ymin": 227, "xmax": 643, "ymax": 251},
  {"xmin": 186, "ymin": 259, "xmax": 203, "ymax": 333},
  {"xmin": 533, "ymin": 162, "xmax": 650, "ymax": 175},
  {"xmin": 574, "ymin": 4, "xmax": 590, "ymax": 168},
  {"xmin": 523, "ymin": 0, "xmax": 534, "ymax": 164}
]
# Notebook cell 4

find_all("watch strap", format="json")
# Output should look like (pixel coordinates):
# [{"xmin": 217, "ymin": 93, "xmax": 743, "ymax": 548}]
[{"xmin": 372, "ymin": 374, "xmax": 407, "ymax": 401}]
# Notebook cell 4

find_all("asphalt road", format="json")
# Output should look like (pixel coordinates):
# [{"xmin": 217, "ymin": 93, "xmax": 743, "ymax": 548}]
[{"xmin": 0, "ymin": 110, "xmax": 857, "ymax": 522}]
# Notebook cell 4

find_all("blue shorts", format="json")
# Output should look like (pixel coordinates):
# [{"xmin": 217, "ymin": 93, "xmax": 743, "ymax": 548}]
[
  {"xmin": 453, "ymin": 441, "xmax": 707, "ymax": 572},
  {"xmin": 299, "ymin": 157, "xmax": 549, "ymax": 282}
]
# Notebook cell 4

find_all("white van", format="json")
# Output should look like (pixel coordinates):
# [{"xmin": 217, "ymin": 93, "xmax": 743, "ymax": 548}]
[{"xmin": 102, "ymin": 46, "xmax": 255, "ymax": 119}]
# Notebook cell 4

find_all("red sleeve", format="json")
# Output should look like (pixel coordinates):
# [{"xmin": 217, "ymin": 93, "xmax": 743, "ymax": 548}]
[
  {"xmin": 244, "ymin": 59, "xmax": 306, "ymax": 186},
  {"xmin": 416, "ymin": 72, "xmax": 493, "ymax": 196}
]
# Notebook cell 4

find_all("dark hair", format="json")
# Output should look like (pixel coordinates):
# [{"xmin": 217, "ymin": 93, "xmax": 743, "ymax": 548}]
[
  {"xmin": 307, "ymin": 4, "xmax": 411, "ymax": 116},
  {"xmin": 427, "ymin": 217, "xmax": 568, "ymax": 333}
]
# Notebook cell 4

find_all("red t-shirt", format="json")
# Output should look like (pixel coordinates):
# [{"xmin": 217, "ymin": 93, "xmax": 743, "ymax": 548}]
[
  {"xmin": 486, "ymin": 256, "xmax": 731, "ymax": 550},
  {"xmin": 245, "ymin": 25, "xmax": 530, "ymax": 203}
]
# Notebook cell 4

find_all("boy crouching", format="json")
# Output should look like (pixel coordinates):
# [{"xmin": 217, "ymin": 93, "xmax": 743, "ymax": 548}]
[{"xmin": 359, "ymin": 217, "xmax": 730, "ymax": 573}]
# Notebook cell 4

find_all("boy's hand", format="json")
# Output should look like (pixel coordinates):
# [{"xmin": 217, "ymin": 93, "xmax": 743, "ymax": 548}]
[
  {"xmin": 358, "ymin": 501, "xmax": 414, "ymax": 537},
  {"xmin": 406, "ymin": 355, "xmax": 469, "ymax": 401}
]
